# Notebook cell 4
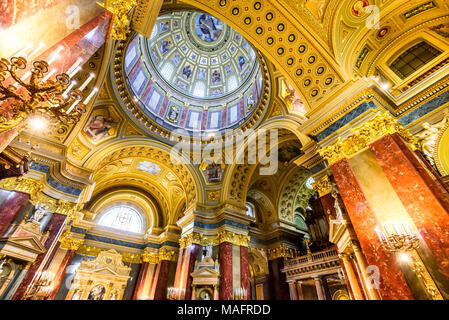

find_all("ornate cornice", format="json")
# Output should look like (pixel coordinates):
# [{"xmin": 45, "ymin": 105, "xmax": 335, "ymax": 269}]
[
  {"xmin": 318, "ymin": 112, "xmax": 418, "ymax": 165},
  {"xmin": 312, "ymin": 175, "xmax": 331, "ymax": 197}
]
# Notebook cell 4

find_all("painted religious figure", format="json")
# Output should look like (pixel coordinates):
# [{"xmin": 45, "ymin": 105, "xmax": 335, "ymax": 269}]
[
  {"xmin": 238, "ymin": 55, "xmax": 246, "ymax": 70},
  {"xmin": 194, "ymin": 14, "xmax": 223, "ymax": 42},
  {"xmin": 203, "ymin": 162, "xmax": 223, "ymax": 183},
  {"xmin": 182, "ymin": 65, "xmax": 193, "ymax": 80},
  {"xmin": 87, "ymin": 285, "xmax": 105, "ymax": 300},
  {"xmin": 160, "ymin": 40, "xmax": 172, "ymax": 54},
  {"xmin": 84, "ymin": 113, "xmax": 116, "ymax": 142},
  {"xmin": 167, "ymin": 105, "xmax": 181, "ymax": 123},
  {"xmin": 211, "ymin": 70, "xmax": 221, "ymax": 85}
]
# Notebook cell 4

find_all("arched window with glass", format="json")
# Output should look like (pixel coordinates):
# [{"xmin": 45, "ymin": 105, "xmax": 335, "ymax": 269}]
[{"xmin": 97, "ymin": 205, "xmax": 144, "ymax": 233}]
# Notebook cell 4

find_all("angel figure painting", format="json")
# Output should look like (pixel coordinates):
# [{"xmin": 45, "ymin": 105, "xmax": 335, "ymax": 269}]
[{"xmin": 84, "ymin": 108, "xmax": 117, "ymax": 142}]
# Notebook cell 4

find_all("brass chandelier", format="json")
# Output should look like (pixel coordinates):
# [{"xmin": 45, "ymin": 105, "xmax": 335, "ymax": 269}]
[{"xmin": 0, "ymin": 55, "xmax": 86, "ymax": 132}]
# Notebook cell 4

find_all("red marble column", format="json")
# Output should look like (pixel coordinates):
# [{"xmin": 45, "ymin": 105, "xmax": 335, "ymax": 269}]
[
  {"xmin": 153, "ymin": 260, "xmax": 171, "ymax": 300},
  {"xmin": 370, "ymin": 133, "xmax": 449, "ymax": 279},
  {"xmin": 11, "ymin": 213, "xmax": 66, "ymax": 300},
  {"xmin": 219, "ymin": 242, "xmax": 233, "ymax": 300},
  {"xmin": 267, "ymin": 258, "xmax": 289, "ymax": 300},
  {"xmin": 0, "ymin": 190, "xmax": 29, "ymax": 236},
  {"xmin": 173, "ymin": 247, "xmax": 184, "ymax": 289},
  {"xmin": 36, "ymin": 11, "xmax": 112, "ymax": 75},
  {"xmin": 330, "ymin": 158, "xmax": 415, "ymax": 299},
  {"xmin": 179, "ymin": 244, "xmax": 200, "ymax": 300},
  {"xmin": 240, "ymin": 246, "xmax": 251, "ymax": 300},
  {"xmin": 132, "ymin": 262, "xmax": 148, "ymax": 300},
  {"xmin": 46, "ymin": 249, "xmax": 76, "ymax": 300}
]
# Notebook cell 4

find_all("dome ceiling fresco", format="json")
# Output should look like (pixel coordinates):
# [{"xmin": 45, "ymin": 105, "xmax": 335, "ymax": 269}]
[{"xmin": 124, "ymin": 10, "xmax": 263, "ymax": 133}]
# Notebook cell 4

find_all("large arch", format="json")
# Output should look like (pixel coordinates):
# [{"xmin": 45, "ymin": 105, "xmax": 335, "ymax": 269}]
[{"xmin": 82, "ymin": 138, "xmax": 205, "ymax": 206}]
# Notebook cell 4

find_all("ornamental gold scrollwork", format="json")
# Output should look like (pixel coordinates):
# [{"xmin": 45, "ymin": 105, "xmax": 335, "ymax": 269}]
[
  {"xmin": 141, "ymin": 250, "xmax": 159, "ymax": 264},
  {"xmin": 318, "ymin": 112, "xmax": 418, "ymax": 165}
]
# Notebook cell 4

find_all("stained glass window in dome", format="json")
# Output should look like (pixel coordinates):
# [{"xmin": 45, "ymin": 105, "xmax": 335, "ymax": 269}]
[{"xmin": 98, "ymin": 206, "xmax": 144, "ymax": 233}]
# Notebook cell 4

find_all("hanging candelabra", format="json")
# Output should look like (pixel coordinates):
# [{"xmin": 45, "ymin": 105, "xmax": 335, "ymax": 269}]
[{"xmin": 0, "ymin": 46, "xmax": 88, "ymax": 133}]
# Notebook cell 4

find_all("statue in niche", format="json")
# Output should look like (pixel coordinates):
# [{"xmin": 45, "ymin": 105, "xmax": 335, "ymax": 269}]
[
  {"xmin": 330, "ymin": 182, "xmax": 344, "ymax": 221},
  {"xmin": 203, "ymin": 244, "xmax": 213, "ymax": 259},
  {"xmin": 204, "ymin": 162, "xmax": 223, "ymax": 183},
  {"xmin": 27, "ymin": 203, "xmax": 50, "ymax": 224},
  {"xmin": 416, "ymin": 112, "xmax": 449, "ymax": 168}
]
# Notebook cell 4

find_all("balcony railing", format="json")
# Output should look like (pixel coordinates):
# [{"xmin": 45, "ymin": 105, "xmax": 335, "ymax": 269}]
[{"xmin": 284, "ymin": 248, "xmax": 339, "ymax": 268}]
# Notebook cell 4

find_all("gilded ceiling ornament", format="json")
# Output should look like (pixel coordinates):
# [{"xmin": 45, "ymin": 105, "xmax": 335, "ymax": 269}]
[
  {"xmin": 312, "ymin": 175, "xmax": 331, "ymax": 197},
  {"xmin": 206, "ymin": 190, "xmax": 221, "ymax": 202},
  {"xmin": 318, "ymin": 112, "xmax": 419, "ymax": 165}
]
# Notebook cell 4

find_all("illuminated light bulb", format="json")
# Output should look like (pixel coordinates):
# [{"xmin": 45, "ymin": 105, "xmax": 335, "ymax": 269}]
[
  {"xmin": 28, "ymin": 117, "xmax": 47, "ymax": 131},
  {"xmin": 62, "ymin": 81, "xmax": 77, "ymax": 97},
  {"xmin": 25, "ymin": 42, "xmax": 45, "ymax": 60},
  {"xmin": 67, "ymin": 57, "xmax": 83, "ymax": 76},
  {"xmin": 68, "ymin": 66, "xmax": 82, "ymax": 78},
  {"xmin": 83, "ymin": 87, "xmax": 98, "ymax": 104},
  {"xmin": 398, "ymin": 252, "xmax": 410, "ymax": 263},
  {"xmin": 78, "ymin": 73, "xmax": 95, "ymax": 91},
  {"xmin": 42, "ymin": 68, "xmax": 57, "ymax": 82}
]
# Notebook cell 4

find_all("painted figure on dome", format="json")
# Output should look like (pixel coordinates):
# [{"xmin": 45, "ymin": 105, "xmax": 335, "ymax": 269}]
[{"xmin": 195, "ymin": 14, "xmax": 223, "ymax": 42}]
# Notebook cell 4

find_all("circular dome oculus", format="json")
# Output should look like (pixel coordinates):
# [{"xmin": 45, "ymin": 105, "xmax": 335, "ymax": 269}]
[{"xmin": 123, "ymin": 11, "xmax": 263, "ymax": 133}]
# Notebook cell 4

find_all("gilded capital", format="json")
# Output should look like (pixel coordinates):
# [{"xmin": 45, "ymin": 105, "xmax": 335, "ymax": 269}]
[
  {"xmin": 267, "ymin": 245, "xmax": 296, "ymax": 260},
  {"xmin": 0, "ymin": 177, "xmax": 43, "ymax": 201},
  {"xmin": 216, "ymin": 231, "xmax": 250, "ymax": 247},
  {"xmin": 179, "ymin": 232, "xmax": 209, "ymax": 248},
  {"xmin": 312, "ymin": 175, "xmax": 331, "ymax": 197},
  {"xmin": 158, "ymin": 249, "xmax": 176, "ymax": 262},
  {"xmin": 318, "ymin": 112, "xmax": 418, "ymax": 165},
  {"xmin": 141, "ymin": 250, "xmax": 159, "ymax": 264},
  {"xmin": 59, "ymin": 231, "xmax": 84, "ymax": 250}
]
